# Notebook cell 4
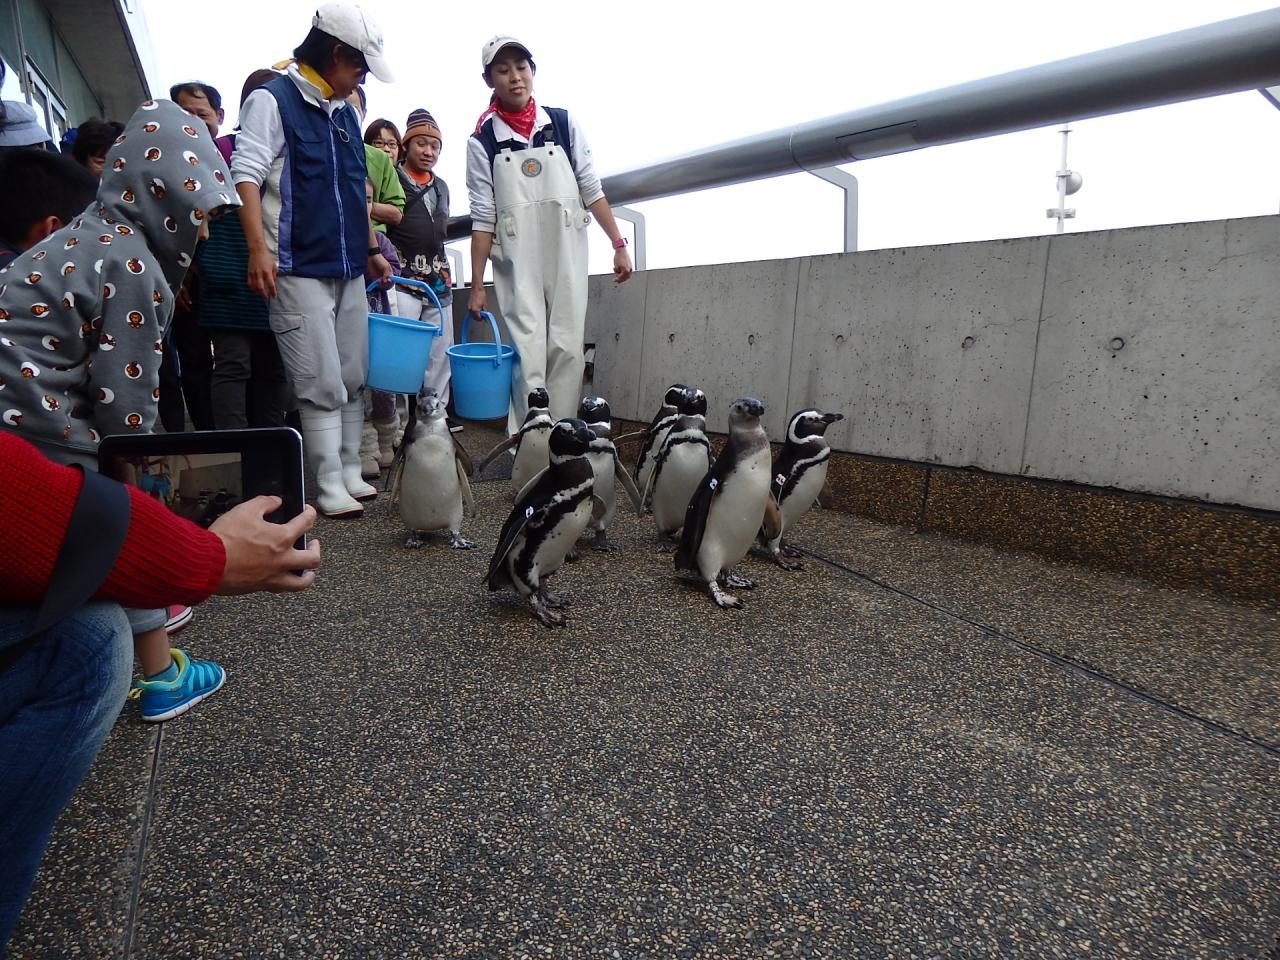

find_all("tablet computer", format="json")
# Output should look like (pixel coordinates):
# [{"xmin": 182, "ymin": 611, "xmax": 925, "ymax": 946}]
[{"xmin": 98, "ymin": 428, "xmax": 306, "ymax": 545}]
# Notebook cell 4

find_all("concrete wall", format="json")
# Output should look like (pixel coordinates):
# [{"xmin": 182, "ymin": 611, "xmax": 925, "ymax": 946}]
[{"xmin": 587, "ymin": 215, "xmax": 1280, "ymax": 512}]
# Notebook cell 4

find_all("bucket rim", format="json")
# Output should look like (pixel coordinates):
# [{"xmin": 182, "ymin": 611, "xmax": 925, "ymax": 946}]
[{"xmin": 369, "ymin": 313, "xmax": 442, "ymax": 334}]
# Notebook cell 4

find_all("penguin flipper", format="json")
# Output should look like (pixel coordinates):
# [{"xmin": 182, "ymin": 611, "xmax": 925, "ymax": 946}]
[
  {"xmin": 485, "ymin": 476, "xmax": 555, "ymax": 588},
  {"xmin": 762, "ymin": 493, "xmax": 783, "ymax": 542},
  {"xmin": 476, "ymin": 434, "xmax": 517, "ymax": 474},
  {"xmin": 613, "ymin": 452, "xmax": 644, "ymax": 513},
  {"xmin": 456, "ymin": 458, "xmax": 476, "ymax": 518},
  {"xmin": 513, "ymin": 466, "xmax": 549, "ymax": 505},
  {"xmin": 452, "ymin": 436, "xmax": 475, "ymax": 476},
  {"xmin": 674, "ymin": 470, "xmax": 719, "ymax": 573},
  {"xmin": 385, "ymin": 444, "xmax": 408, "ymax": 499}
]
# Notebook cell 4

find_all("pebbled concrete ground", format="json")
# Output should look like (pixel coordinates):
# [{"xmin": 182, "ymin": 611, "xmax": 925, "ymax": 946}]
[{"xmin": 9, "ymin": 430, "xmax": 1280, "ymax": 960}]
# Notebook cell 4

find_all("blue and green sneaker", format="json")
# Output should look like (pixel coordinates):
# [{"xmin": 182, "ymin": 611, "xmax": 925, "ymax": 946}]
[{"xmin": 131, "ymin": 649, "xmax": 226, "ymax": 723}]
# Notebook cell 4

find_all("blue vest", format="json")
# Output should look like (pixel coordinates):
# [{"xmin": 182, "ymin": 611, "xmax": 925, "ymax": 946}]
[
  {"xmin": 266, "ymin": 75, "xmax": 367, "ymax": 279},
  {"xmin": 473, "ymin": 107, "xmax": 575, "ymax": 172}
]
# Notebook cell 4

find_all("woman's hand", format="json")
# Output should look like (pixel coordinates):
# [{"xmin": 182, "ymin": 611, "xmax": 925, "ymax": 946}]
[
  {"xmin": 613, "ymin": 247, "xmax": 634, "ymax": 284},
  {"xmin": 468, "ymin": 285, "xmax": 488, "ymax": 314}
]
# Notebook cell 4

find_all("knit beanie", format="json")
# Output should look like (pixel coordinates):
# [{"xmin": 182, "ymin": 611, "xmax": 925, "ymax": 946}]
[{"xmin": 402, "ymin": 108, "xmax": 442, "ymax": 145}]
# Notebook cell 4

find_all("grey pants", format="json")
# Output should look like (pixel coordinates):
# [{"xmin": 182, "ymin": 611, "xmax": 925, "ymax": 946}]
[{"xmin": 269, "ymin": 275, "xmax": 368, "ymax": 412}]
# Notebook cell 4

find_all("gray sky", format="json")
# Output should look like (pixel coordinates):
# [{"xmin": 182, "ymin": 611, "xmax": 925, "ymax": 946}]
[{"xmin": 138, "ymin": 0, "xmax": 1280, "ymax": 278}]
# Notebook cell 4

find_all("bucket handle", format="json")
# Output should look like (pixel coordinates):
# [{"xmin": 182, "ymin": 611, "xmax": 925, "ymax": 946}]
[
  {"xmin": 367, "ymin": 275, "xmax": 446, "ymax": 330},
  {"xmin": 461, "ymin": 311, "xmax": 506, "ymax": 364}
]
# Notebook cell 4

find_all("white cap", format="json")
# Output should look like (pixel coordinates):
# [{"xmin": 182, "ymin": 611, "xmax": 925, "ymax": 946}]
[
  {"xmin": 480, "ymin": 35, "xmax": 532, "ymax": 70},
  {"xmin": 313, "ymin": 3, "xmax": 393, "ymax": 83}
]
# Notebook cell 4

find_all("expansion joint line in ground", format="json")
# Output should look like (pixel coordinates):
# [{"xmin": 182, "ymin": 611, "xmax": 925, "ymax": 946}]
[
  {"xmin": 121, "ymin": 724, "xmax": 165, "ymax": 960},
  {"xmin": 797, "ymin": 548, "xmax": 1280, "ymax": 761}
]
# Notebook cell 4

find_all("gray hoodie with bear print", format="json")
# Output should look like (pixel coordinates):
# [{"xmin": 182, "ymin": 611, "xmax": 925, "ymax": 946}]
[{"xmin": 0, "ymin": 98, "xmax": 238, "ymax": 465}]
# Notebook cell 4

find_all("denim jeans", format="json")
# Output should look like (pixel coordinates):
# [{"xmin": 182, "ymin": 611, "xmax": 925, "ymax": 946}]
[{"xmin": 0, "ymin": 603, "xmax": 132, "ymax": 953}]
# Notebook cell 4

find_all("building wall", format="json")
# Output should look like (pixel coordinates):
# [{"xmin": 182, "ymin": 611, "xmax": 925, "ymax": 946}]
[
  {"xmin": 588, "ymin": 215, "xmax": 1280, "ymax": 513},
  {"xmin": 2, "ymin": 0, "xmax": 107, "ymax": 137}
]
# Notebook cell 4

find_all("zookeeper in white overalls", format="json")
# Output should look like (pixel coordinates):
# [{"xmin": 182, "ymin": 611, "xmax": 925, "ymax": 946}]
[{"xmin": 466, "ymin": 35, "xmax": 633, "ymax": 435}]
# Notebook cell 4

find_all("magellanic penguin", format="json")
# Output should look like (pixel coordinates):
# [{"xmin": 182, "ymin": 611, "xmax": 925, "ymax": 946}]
[
  {"xmin": 760, "ymin": 408, "xmax": 844, "ymax": 569},
  {"xmin": 577, "ymin": 396, "xmax": 644, "ymax": 551},
  {"xmin": 632, "ymin": 383, "xmax": 689, "ymax": 507},
  {"xmin": 644, "ymin": 386, "xmax": 712, "ymax": 547},
  {"xmin": 389, "ymin": 389, "xmax": 476, "ymax": 549},
  {"xmin": 475, "ymin": 387, "xmax": 553, "ymax": 498},
  {"xmin": 485, "ymin": 418, "xmax": 596, "ymax": 627},
  {"xmin": 675, "ymin": 397, "xmax": 774, "ymax": 609}
]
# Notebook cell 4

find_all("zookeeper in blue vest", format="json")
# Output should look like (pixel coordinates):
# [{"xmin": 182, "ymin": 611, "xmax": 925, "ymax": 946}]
[
  {"xmin": 466, "ymin": 36, "xmax": 633, "ymax": 435},
  {"xmin": 232, "ymin": 3, "xmax": 394, "ymax": 519}
]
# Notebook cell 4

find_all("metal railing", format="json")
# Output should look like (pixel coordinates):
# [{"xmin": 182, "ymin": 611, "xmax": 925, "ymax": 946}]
[{"xmin": 447, "ymin": 8, "xmax": 1280, "ymax": 271}]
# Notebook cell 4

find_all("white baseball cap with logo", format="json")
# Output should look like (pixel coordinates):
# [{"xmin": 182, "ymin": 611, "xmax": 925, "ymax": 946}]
[
  {"xmin": 480, "ymin": 35, "xmax": 533, "ymax": 70},
  {"xmin": 313, "ymin": 3, "xmax": 394, "ymax": 83}
]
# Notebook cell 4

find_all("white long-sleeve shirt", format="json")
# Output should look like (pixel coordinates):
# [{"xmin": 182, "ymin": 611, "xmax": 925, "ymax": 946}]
[{"xmin": 465, "ymin": 105, "xmax": 605, "ymax": 233}]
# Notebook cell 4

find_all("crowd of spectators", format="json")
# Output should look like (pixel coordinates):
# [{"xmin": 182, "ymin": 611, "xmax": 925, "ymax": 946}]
[{"xmin": 0, "ymin": 3, "xmax": 636, "ymax": 950}]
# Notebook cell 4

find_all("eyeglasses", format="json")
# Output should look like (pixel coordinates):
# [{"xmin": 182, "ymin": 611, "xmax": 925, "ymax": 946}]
[{"xmin": 372, "ymin": 139, "xmax": 398, "ymax": 149}]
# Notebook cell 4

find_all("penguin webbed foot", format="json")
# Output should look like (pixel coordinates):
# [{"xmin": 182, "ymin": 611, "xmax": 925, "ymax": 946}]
[
  {"xmin": 565, "ymin": 547, "xmax": 580, "ymax": 563},
  {"xmin": 530, "ymin": 595, "xmax": 567, "ymax": 627},
  {"xmin": 722, "ymin": 572, "xmax": 756, "ymax": 590},
  {"xmin": 538, "ymin": 585, "xmax": 570, "ymax": 609},
  {"xmin": 771, "ymin": 549, "xmax": 803, "ymax": 572},
  {"xmin": 709, "ymin": 580, "xmax": 744, "ymax": 609},
  {"xmin": 781, "ymin": 543, "xmax": 805, "ymax": 559},
  {"xmin": 590, "ymin": 529, "xmax": 612, "ymax": 552},
  {"xmin": 655, "ymin": 533, "xmax": 680, "ymax": 554},
  {"xmin": 448, "ymin": 532, "xmax": 475, "ymax": 550},
  {"xmin": 404, "ymin": 531, "xmax": 425, "ymax": 549}
]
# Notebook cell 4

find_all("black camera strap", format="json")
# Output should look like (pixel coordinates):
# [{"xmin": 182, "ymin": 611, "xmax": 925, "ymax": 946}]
[{"xmin": 0, "ymin": 467, "xmax": 132, "ymax": 673}]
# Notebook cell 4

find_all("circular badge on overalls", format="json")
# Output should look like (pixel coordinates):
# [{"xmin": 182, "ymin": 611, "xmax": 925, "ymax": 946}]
[{"xmin": 521, "ymin": 157, "xmax": 543, "ymax": 178}]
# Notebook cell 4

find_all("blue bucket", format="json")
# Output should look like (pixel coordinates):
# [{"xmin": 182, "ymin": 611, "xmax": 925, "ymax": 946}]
[
  {"xmin": 366, "ymin": 277, "xmax": 443, "ymax": 394},
  {"xmin": 448, "ymin": 311, "xmax": 515, "ymax": 420}
]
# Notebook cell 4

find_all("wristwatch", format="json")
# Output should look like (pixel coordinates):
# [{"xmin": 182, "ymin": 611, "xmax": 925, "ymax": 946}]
[
  {"xmin": 611, "ymin": 236, "xmax": 628, "ymax": 250},
  {"xmin": 367, "ymin": 247, "xmax": 380, "ymax": 257}
]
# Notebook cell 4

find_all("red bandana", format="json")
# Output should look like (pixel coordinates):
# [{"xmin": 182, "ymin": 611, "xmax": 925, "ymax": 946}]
[{"xmin": 476, "ymin": 98, "xmax": 538, "ymax": 140}]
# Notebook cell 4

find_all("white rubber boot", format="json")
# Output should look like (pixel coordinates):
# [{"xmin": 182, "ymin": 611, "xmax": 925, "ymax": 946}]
[
  {"xmin": 300, "ymin": 409, "xmax": 362, "ymax": 517},
  {"xmin": 341, "ymin": 401, "xmax": 378, "ymax": 501},
  {"xmin": 373, "ymin": 417, "xmax": 397, "ymax": 469}
]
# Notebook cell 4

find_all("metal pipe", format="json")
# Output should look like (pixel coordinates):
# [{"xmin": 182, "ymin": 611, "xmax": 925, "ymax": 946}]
[{"xmin": 446, "ymin": 8, "xmax": 1280, "ymax": 236}]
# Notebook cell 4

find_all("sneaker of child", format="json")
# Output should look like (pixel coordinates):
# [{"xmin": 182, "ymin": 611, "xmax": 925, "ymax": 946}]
[
  {"xmin": 130, "ymin": 648, "xmax": 226, "ymax": 723},
  {"xmin": 164, "ymin": 604, "xmax": 194, "ymax": 634}
]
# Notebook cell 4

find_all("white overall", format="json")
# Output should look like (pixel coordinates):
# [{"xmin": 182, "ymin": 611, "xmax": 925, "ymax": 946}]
[{"xmin": 489, "ymin": 140, "xmax": 591, "ymax": 435}]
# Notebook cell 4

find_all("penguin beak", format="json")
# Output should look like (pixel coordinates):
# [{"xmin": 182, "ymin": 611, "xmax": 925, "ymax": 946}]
[
  {"xmin": 742, "ymin": 398, "xmax": 765, "ymax": 417},
  {"xmin": 822, "ymin": 412, "xmax": 844, "ymax": 424}
]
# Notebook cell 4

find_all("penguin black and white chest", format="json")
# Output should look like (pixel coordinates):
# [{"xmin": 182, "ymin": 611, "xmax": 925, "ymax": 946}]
[
  {"xmin": 485, "ymin": 418, "xmax": 596, "ymax": 627},
  {"xmin": 647, "ymin": 387, "xmax": 712, "ymax": 538},
  {"xmin": 762, "ymin": 409, "xmax": 844, "ymax": 567},
  {"xmin": 675, "ymin": 397, "xmax": 773, "ymax": 608},
  {"xmin": 395, "ymin": 390, "xmax": 476, "ymax": 549},
  {"xmin": 577, "ymin": 396, "xmax": 644, "ymax": 550},
  {"xmin": 476, "ymin": 387, "xmax": 553, "ymax": 496},
  {"xmin": 634, "ymin": 382, "xmax": 689, "ymax": 499}
]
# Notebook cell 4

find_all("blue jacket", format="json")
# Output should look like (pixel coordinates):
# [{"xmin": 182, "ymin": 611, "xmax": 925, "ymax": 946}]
[{"xmin": 266, "ymin": 75, "xmax": 366, "ymax": 279}]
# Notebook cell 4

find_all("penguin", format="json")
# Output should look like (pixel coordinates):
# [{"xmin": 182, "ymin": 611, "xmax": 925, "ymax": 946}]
[
  {"xmin": 760, "ymin": 408, "xmax": 844, "ymax": 569},
  {"xmin": 577, "ymin": 396, "xmax": 644, "ymax": 551},
  {"xmin": 675, "ymin": 397, "xmax": 773, "ymax": 609},
  {"xmin": 389, "ymin": 389, "xmax": 476, "ymax": 549},
  {"xmin": 485, "ymin": 418, "xmax": 596, "ymax": 627},
  {"xmin": 644, "ymin": 387, "xmax": 713, "ymax": 548},
  {"xmin": 475, "ymin": 387, "xmax": 553, "ymax": 497},
  {"xmin": 632, "ymin": 383, "xmax": 689, "ymax": 506}
]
